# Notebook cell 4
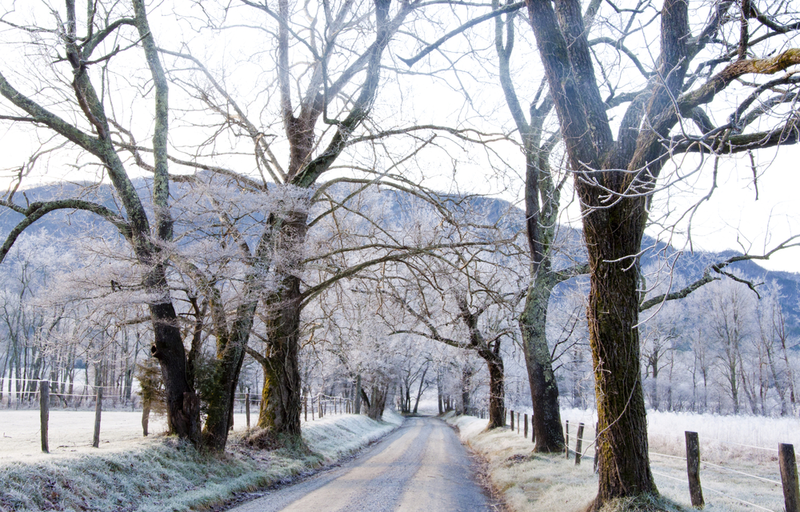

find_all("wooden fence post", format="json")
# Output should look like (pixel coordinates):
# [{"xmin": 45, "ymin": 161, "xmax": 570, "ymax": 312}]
[
  {"xmin": 565, "ymin": 421, "xmax": 570, "ymax": 459},
  {"xmin": 575, "ymin": 423, "xmax": 584, "ymax": 465},
  {"xmin": 311, "ymin": 395, "xmax": 315, "ymax": 421},
  {"xmin": 685, "ymin": 431, "xmax": 704, "ymax": 507},
  {"xmin": 304, "ymin": 394, "xmax": 308, "ymax": 422},
  {"xmin": 510, "ymin": 410, "xmax": 514, "ymax": 431},
  {"xmin": 245, "ymin": 390, "xmax": 251, "ymax": 429},
  {"xmin": 39, "ymin": 380, "xmax": 49, "ymax": 453},
  {"xmin": 92, "ymin": 386, "xmax": 103, "ymax": 448},
  {"xmin": 517, "ymin": 412, "xmax": 520, "ymax": 434},
  {"xmin": 524, "ymin": 414, "xmax": 528, "ymax": 439},
  {"xmin": 780, "ymin": 443, "xmax": 800, "ymax": 512}
]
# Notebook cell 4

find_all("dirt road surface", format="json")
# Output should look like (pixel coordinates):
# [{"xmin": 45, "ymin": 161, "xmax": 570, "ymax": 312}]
[{"xmin": 227, "ymin": 416, "xmax": 494, "ymax": 512}]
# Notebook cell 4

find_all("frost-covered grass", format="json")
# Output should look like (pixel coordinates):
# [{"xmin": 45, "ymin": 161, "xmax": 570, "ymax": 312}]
[
  {"xmin": 449, "ymin": 409, "xmax": 798, "ymax": 512},
  {"xmin": 0, "ymin": 410, "xmax": 402, "ymax": 512}
]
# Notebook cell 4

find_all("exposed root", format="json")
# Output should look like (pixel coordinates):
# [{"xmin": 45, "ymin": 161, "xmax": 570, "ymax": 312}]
[
  {"xmin": 585, "ymin": 493, "xmax": 687, "ymax": 512},
  {"xmin": 240, "ymin": 428, "xmax": 312, "ymax": 456}
]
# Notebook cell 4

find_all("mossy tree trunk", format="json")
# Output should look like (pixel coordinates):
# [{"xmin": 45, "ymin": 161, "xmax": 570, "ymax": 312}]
[
  {"xmin": 492, "ymin": 2, "xmax": 584, "ymax": 452},
  {"xmin": 519, "ymin": 272, "xmax": 565, "ymax": 452},
  {"xmin": 583, "ymin": 198, "xmax": 655, "ymax": 501},
  {"xmin": 256, "ymin": 211, "xmax": 308, "ymax": 438}
]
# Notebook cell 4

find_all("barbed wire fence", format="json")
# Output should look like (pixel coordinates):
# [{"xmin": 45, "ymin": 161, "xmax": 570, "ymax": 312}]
[
  {"xmin": 7, "ymin": 379, "xmax": 361, "ymax": 455},
  {"xmin": 500, "ymin": 408, "xmax": 799, "ymax": 512}
]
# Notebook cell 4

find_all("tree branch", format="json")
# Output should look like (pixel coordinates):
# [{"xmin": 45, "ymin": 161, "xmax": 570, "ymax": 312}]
[
  {"xmin": 0, "ymin": 199, "xmax": 130, "ymax": 263},
  {"xmin": 400, "ymin": 2, "xmax": 525, "ymax": 67},
  {"xmin": 640, "ymin": 236, "xmax": 800, "ymax": 311}
]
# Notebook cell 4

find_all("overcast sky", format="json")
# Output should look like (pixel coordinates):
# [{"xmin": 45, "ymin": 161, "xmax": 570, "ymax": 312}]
[{"xmin": 0, "ymin": 1, "xmax": 797, "ymax": 274}]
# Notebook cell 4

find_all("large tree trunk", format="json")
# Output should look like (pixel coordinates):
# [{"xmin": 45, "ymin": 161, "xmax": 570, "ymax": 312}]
[
  {"xmin": 201, "ymin": 338, "xmax": 248, "ymax": 450},
  {"xmin": 256, "ymin": 210, "xmax": 307, "ymax": 438},
  {"xmin": 479, "ymin": 349, "xmax": 506, "ymax": 429},
  {"xmin": 493, "ymin": 2, "xmax": 567, "ymax": 451},
  {"xmin": 459, "ymin": 366, "xmax": 473, "ymax": 415},
  {"xmin": 257, "ymin": 282, "xmax": 303, "ymax": 437},
  {"xmin": 367, "ymin": 383, "xmax": 388, "ymax": 421},
  {"xmin": 583, "ymin": 199, "xmax": 656, "ymax": 507},
  {"xmin": 149, "ymin": 299, "xmax": 201, "ymax": 445},
  {"xmin": 519, "ymin": 272, "xmax": 565, "ymax": 452},
  {"xmin": 201, "ymin": 292, "xmax": 257, "ymax": 451}
]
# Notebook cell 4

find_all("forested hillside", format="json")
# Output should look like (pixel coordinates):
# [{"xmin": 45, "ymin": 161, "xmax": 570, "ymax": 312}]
[{"xmin": 2, "ymin": 178, "xmax": 797, "ymax": 422}]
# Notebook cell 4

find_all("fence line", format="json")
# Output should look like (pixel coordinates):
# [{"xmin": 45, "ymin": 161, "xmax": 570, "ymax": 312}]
[
  {"xmin": 699, "ymin": 460, "xmax": 782, "ymax": 486},
  {"xmin": 649, "ymin": 451, "xmax": 684, "ymax": 460},
  {"xmin": 650, "ymin": 470, "xmax": 776, "ymax": 512},
  {"xmin": 702, "ymin": 436, "xmax": 780, "ymax": 453},
  {"xmin": 650, "ymin": 449, "xmax": 783, "ymax": 485},
  {"xmin": 499, "ymin": 410, "xmax": 796, "ymax": 510}
]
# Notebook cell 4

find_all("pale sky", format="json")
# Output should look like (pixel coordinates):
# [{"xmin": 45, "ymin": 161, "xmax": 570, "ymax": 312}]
[{"xmin": 0, "ymin": 1, "xmax": 797, "ymax": 274}]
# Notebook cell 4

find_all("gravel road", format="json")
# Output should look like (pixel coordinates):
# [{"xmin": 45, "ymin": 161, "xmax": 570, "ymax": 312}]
[{"xmin": 228, "ymin": 416, "xmax": 494, "ymax": 512}]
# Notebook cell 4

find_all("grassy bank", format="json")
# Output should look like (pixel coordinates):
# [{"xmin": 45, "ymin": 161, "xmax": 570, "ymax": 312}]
[
  {"xmin": 0, "ymin": 411, "xmax": 402, "ymax": 512},
  {"xmin": 446, "ymin": 412, "xmax": 780, "ymax": 512}
]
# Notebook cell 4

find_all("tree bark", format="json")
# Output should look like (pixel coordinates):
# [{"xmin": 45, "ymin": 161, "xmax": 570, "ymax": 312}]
[
  {"xmin": 583, "ymin": 199, "xmax": 656, "ymax": 505},
  {"xmin": 201, "ymin": 335, "xmax": 249, "ymax": 450},
  {"xmin": 459, "ymin": 366, "xmax": 473, "ymax": 415},
  {"xmin": 367, "ymin": 383, "xmax": 388, "ymax": 420},
  {"xmin": 480, "ymin": 348, "xmax": 506, "ymax": 429},
  {"xmin": 256, "ymin": 211, "xmax": 307, "ymax": 438},
  {"xmin": 492, "ymin": 0, "xmax": 568, "ymax": 451},
  {"xmin": 520, "ymin": 272, "xmax": 565, "ymax": 451},
  {"xmin": 148, "ymin": 300, "xmax": 200, "ymax": 444},
  {"xmin": 354, "ymin": 374, "xmax": 362, "ymax": 414}
]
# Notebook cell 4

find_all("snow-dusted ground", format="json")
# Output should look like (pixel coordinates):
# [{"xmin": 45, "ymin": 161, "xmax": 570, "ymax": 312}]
[
  {"xmin": 450, "ymin": 410, "xmax": 799, "ymax": 512},
  {"xmin": 0, "ymin": 409, "xmax": 403, "ymax": 511},
  {"xmin": 0, "ymin": 408, "xmax": 369, "ymax": 462},
  {"xmin": 0, "ymin": 410, "xmax": 167, "ymax": 462}
]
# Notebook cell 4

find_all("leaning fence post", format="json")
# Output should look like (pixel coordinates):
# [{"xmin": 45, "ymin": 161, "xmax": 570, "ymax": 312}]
[
  {"xmin": 685, "ymin": 431, "xmax": 704, "ymax": 507},
  {"xmin": 39, "ymin": 380, "xmax": 49, "ymax": 453},
  {"xmin": 575, "ymin": 423, "xmax": 585, "ymax": 465},
  {"xmin": 565, "ymin": 421, "xmax": 570, "ymax": 459},
  {"xmin": 780, "ymin": 443, "xmax": 800, "ymax": 512},
  {"xmin": 92, "ymin": 386, "xmax": 103, "ymax": 448},
  {"xmin": 524, "ymin": 413, "xmax": 528, "ymax": 439},
  {"xmin": 245, "ymin": 389, "xmax": 251, "ymax": 429}
]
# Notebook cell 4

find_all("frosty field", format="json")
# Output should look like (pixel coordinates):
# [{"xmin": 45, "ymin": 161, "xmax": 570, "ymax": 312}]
[
  {"xmin": 0, "ymin": 409, "xmax": 403, "ymax": 511},
  {"xmin": 0, "ymin": 409, "xmax": 169, "ymax": 462},
  {"xmin": 1, "ymin": 407, "xmax": 797, "ymax": 511},
  {"xmin": 451, "ymin": 409, "xmax": 800, "ymax": 512}
]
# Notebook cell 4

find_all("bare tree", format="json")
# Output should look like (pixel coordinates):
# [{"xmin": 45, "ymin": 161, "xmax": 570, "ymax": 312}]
[
  {"xmin": 381, "ymin": 223, "xmax": 523, "ymax": 428},
  {"xmin": 518, "ymin": 0, "xmax": 800, "ymax": 506},
  {"xmin": 0, "ymin": 0, "xmax": 201, "ymax": 443},
  {"xmin": 147, "ymin": 0, "xmax": 451, "ymax": 443}
]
